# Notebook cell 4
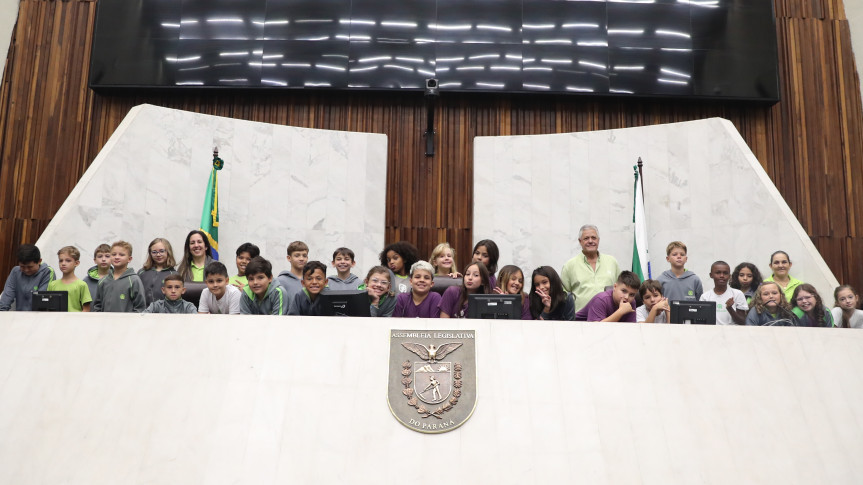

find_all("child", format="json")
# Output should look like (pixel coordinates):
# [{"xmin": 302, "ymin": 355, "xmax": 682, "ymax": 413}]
[
  {"xmin": 328, "ymin": 247, "xmax": 361, "ymax": 291},
  {"xmin": 657, "ymin": 241, "xmax": 703, "ymax": 301},
  {"xmin": 700, "ymin": 261, "xmax": 748, "ymax": 325},
  {"xmin": 199, "ymin": 261, "xmax": 242, "ymax": 314},
  {"xmin": 530, "ymin": 266, "xmax": 575, "ymax": 320},
  {"xmin": 764, "ymin": 250, "xmax": 803, "ymax": 302},
  {"xmin": 144, "ymin": 274, "xmax": 197, "ymax": 314},
  {"xmin": 241, "ymin": 256, "xmax": 290, "ymax": 315},
  {"xmin": 494, "ymin": 264, "xmax": 531, "ymax": 320},
  {"xmin": 46, "ymin": 246, "xmax": 92, "ymax": 312},
  {"xmin": 380, "ymin": 241, "xmax": 420, "ymax": 294},
  {"xmin": 361, "ymin": 266, "xmax": 396, "ymax": 317},
  {"xmin": 288, "ymin": 261, "xmax": 327, "ymax": 316},
  {"xmin": 636, "ymin": 279, "xmax": 669, "ymax": 323},
  {"xmin": 277, "ymin": 241, "xmax": 309, "ymax": 304},
  {"xmin": 229, "ymin": 242, "xmax": 260, "ymax": 289},
  {"xmin": 791, "ymin": 284, "xmax": 834, "ymax": 327},
  {"xmin": 92, "ymin": 241, "xmax": 146, "ymax": 313},
  {"xmin": 84, "ymin": 243, "xmax": 112, "ymax": 300},
  {"xmin": 439, "ymin": 262, "xmax": 491, "ymax": 318},
  {"xmin": 138, "ymin": 237, "xmax": 177, "ymax": 305},
  {"xmin": 574, "ymin": 270, "xmax": 640, "ymax": 322},
  {"xmin": 745, "ymin": 282, "xmax": 799, "ymax": 326},
  {"xmin": 730, "ymin": 262, "xmax": 763, "ymax": 305},
  {"xmin": 472, "ymin": 239, "xmax": 500, "ymax": 288},
  {"xmin": 832, "ymin": 285, "xmax": 863, "ymax": 329},
  {"xmin": 430, "ymin": 242, "xmax": 459, "ymax": 277},
  {"xmin": 0, "ymin": 244, "xmax": 56, "ymax": 311},
  {"xmin": 393, "ymin": 261, "xmax": 442, "ymax": 318},
  {"xmin": 177, "ymin": 230, "xmax": 215, "ymax": 282}
]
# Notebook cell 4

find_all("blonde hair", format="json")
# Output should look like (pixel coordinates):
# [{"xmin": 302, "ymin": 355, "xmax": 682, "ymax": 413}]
[
  {"xmin": 111, "ymin": 240, "xmax": 133, "ymax": 256},
  {"xmin": 143, "ymin": 237, "xmax": 177, "ymax": 270},
  {"xmin": 752, "ymin": 282, "xmax": 793, "ymax": 314},
  {"xmin": 665, "ymin": 241, "xmax": 687, "ymax": 255},
  {"xmin": 57, "ymin": 246, "xmax": 80, "ymax": 261},
  {"xmin": 429, "ymin": 242, "xmax": 457, "ymax": 275}
]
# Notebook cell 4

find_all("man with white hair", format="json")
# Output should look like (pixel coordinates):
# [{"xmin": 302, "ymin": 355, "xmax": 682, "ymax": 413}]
[{"xmin": 560, "ymin": 225, "xmax": 621, "ymax": 312}]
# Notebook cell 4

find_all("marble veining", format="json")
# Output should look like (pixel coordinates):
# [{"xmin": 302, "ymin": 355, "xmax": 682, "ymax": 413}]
[
  {"xmin": 474, "ymin": 118, "xmax": 840, "ymax": 304},
  {"xmin": 34, "ymin": 104, "xmax": 387, "ymax": 274}
]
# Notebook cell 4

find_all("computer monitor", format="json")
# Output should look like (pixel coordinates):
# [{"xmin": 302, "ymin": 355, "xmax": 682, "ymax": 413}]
[
  {"xmin": 669, "ymin": 300, "xmax": 716, "ymax": 325},
  {"xmin": 32, "ymin": 291, "xmax": 68, "ymax": 312},
  {"xmin": 318, "ymin": 290, "xmax": 372, "ymax": 317},
  {"xmin": 431, "ymin": 276, "xmax": 463, "ymax": 295},
  {"xmin": 467, "ymin": 294, "xmax": 520, "ymax": 320}
]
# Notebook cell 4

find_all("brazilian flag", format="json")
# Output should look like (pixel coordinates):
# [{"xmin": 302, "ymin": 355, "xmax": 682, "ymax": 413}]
[{"xmin": 200, "ymin": 151, "xmax": 223, "ymax": 260}]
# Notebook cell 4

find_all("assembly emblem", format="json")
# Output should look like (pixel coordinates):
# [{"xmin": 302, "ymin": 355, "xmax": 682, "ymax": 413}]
[{"xmin": 388, "ymin": 329, "xmax": 477, "ymax": 433}]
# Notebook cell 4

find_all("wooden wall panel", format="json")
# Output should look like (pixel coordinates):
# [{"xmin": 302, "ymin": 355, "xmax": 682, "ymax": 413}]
[{"xmin": 2, "ymin": 0, "xmax": 863, "ymax": 296}]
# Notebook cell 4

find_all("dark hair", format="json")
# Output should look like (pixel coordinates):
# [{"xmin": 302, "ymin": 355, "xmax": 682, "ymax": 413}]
[
  {"xmin": 178, "ymin": 230, "xmax": 214, "ymax": 281},
  {"xmin": 379, "ymin": 241, "xmax": 420, "ymax": 275},
  {"xmin": 244, "ymin": 256, "xmax": 273, "ymax": 278},
  {"xmin": 333, "ymin": 247, "xmax": 355, "ymax": 261},
  {"xmin": 456, "ymin": 261, "xmax": 492, "ymax": 314},
  {"xmin": 617, "ymin": 270, "xmax": 641, "ymax": 289},
  {"xmin": 236, "ymin": 242, "xmax": 260, "ymax": 258},
  {"xmin": 639, "ymin": 279, "xmax": 663, "ymax": 298},
  {"xmin": 730, "ymin": 262, "xmax": 763, "ymax": 291},
  {"xmin": 529, "ymin": 266, "xmax": 566, "ymax": 319},
  {"xmin": 16, "ymin": 244, "xmax": 41, "ymax": 264},
  {"xmin": 833, "ymin": 285, "xmax": 860, "ymax": 328},
  {"xmin": 791, "ymin": 283, "xmax": 829, "ymax": 327},
  {"xmin": 303, "ymin": 261, "xmax": 328, "ymax": 278},
  {"xmin": 162, "ymin": 273, "xmax": 184, "ymax": 286},
  {"xmin": 472, "ymin": 239, "xmax": 500, "ymax": 274},
  {"xmin": 770, "ymin": 250, "xmax": 791, "ymax": 265},
  {"xmin": 93, "ymin": 243, "xmax": 111, "ymax": 258},
  {"xmin": 204, "ymin": 261, "xmax": 229, "ymax": 278}
]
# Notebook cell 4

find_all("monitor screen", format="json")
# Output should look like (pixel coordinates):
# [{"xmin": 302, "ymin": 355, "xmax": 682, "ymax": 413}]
[
  {"xmin": 318, "ymin": 290, "xmax": 372, "ymax": 317},
  {"xmin": 88, "ymin": 0, "xmax": 779, "ymax": 101},
  {"xmin": 467, "ymin": 294, "xmax": 520, "ymax": 320},
  {"xmin": 32, "ymin": 291, "xmax": 68, "ymax": 312},
  {"xmin": 669, "ymin": 300, "xmax": 716, "ymax": 325}
]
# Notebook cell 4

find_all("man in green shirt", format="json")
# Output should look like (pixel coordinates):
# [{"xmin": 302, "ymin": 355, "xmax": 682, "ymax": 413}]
[{"xmin": 560, "ymin": 225, "xmax": 621, "ymax": 312}]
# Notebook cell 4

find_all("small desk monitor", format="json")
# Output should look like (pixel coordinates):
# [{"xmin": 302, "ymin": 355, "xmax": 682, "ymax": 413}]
[
  {"xmin": 32, "ymin": 291, "xmax": 68, "ymax": 312},
  {"xmin": 431, "ymin": 277, "xmax": 463, "ymax": 295},
  {"xmin": 670, "ymin": 300, "xmax": 716, "ymax": 325},
  {"xmin": 318, "ymin": 290, "xmax": 372, "ymax": 317},
  {"xmin": 467, "ymin": 294, "xmax": 520, "ymax": 319}
]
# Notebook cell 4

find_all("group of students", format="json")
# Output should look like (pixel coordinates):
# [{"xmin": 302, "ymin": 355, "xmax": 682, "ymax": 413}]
[{"xmin": 1, "ymin": 230, "xmax": 861, "ymax": 328}]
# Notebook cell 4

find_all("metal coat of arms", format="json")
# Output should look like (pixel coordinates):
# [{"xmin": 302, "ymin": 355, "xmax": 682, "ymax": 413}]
[{"xmin": 388, "ymin": 329, "xmax": 477, "ymax": 433}]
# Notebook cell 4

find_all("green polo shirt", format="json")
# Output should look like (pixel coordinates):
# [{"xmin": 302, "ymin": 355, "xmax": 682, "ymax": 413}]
[
  {"xmin": 190, "ymin": 262, "xmax": 205, "ymax": 282},
  {"xmin": 560, "ymin": 252, "xmax": 620, "ymax": 312},
  {"xmin": 764, "ymin": 275, "xmax": 803, "ymax": 302}
]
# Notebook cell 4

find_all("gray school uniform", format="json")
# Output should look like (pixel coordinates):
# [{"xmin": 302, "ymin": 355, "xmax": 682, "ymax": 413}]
[
  {"xmin": 370, "ymin": 293, "xmax": 396, "ymax": 317},
  {"xmin": 84, "ymin": 266, "xmax": 104, "ymax": 302},
  {"xmin": 92, "ymin": 268, "xmax": 147, "ymax": 313},
  {"xmin": 138, "ymin": 267, "xmax": 177, "ymax": 305},
  {"xmin": 241, "ymin": 282, "xmax": 289, "ymax": 315},
  {"xmin": 657, "ymin": 270, "xmax": 704, "ymax": 301},
  {"xmin": 0, "ymin": 263, "xmax": 56, "ymax": 311},
  {"xmin": 288, "ymin": 289, "xmax": 323, "ymax": 316},
  {"xmin": 144, "ymin": 298, "xmax": 197, "ymax": 314},
  {"xmin": 277, "ymin": 270, "xmax": 304, "ymax": 305},
  {"xmin": 326, "ymin": 274, "xmax": 361, "ymax": 291}
]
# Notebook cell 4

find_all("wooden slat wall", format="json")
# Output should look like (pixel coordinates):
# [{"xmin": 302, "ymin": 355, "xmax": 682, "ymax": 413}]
[{"xmin": 1, "ymin": 0, "xmax": 862, "ymax": 293}]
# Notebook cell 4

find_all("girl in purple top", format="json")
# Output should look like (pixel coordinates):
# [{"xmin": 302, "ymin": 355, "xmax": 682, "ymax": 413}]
[
  {"xmin": 439, "ymin": 262, "xmax": 492, "ymax": 318},
  {"xmin": 393, "ymin": 261, "xmax": 442, "ymax": 318},
  {"xmin": 529, "ymin": 266, "xmax": 575, "ymax": 320},
  {"xmin": 472, "ymin": 239, "xmax": 499, "ymax": 289},
  {"xmin": 494, "ymin": 264, "xmax": 533, "ymax": 320}
]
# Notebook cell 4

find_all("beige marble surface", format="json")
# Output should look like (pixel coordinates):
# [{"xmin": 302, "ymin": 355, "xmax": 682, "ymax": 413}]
[{"xmin": 1, "ymin": 312, "xmax": 861, "ymax": 484}]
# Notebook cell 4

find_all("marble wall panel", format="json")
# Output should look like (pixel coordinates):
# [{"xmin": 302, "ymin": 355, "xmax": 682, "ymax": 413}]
[
  {"xmin": 32, "ymin": 104, "xmax": 387, "ymax": 277},
  {"xmin": 474, "ymin": 118, "xmax": 840, "ymax": 304},
  {"xmin": 1, "ymin": 313, "xmax": 862, "ymax": 483}
]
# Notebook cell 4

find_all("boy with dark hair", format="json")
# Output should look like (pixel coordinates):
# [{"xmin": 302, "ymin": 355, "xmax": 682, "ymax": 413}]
[
  {"xmin": 144, "ymin": 274, "xmax": 197, "ymax": 313},
  {"xmin": 92, "ymin": 241, "xmax": 146, "ymax": 313},
  {"xmin": 288, "ymin": 261, "xmax": 327, "ymax": 316},
  {"xmin": 229, "ymin": 242, "xmax": 260, "ymax": 290},
  {"xmin": 200, "ymin": 261, "xmax": 242, "ymax": 314},
  {"xmin": 277, "ymin": 241, "xmax": 308, "ymax": 303},
  {"xmin": 84, "ymin": 243, "xmax": 112, "ymax": 299},
  {"xmin": 47, "ymin": 246, "xmax": 92, "ymax": 312},
  {"xmin": 328, "ymin": 247, "xmax": 360, "ymax": 291},
  {"xmin": 700, "ymin": 261, "xmax": 748, "ymax": 325},
  {"xmin": 636, "ymin": 279, "xmax": 669, "ymax": 323},
  {"xmin": 0, "ymin": 244, "xmax": 56, "ymax": 311},
  {"xmin": 241, "ymin": 256, "xmax": 289, "ymax": 315},
  {"xmin": 657, "ymin": 241, "xmax": 703, "ymax": 301},
  {"xmin": 575, "ymin": 271, "xmax": 641, "ymax": 322}
]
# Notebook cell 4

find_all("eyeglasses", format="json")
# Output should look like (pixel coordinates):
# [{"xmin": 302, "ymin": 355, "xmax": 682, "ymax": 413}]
[
  {"xmin": 796, "ymin": 295, "xmax": 814, "ymax": 302},
  {"xmin": 150, "ymin": 249, "xmax": 166, "ymax": 255},
  {"xmin": 369, "ymin": 278, "xmax": 390, "ymax": 286}
]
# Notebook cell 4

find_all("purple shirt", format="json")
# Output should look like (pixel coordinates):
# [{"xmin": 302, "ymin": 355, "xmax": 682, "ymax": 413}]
[
  {"xmin": 394, "ymin": 291, "xmax": 442, "ymax": 318},
  {"xmin": 519, "ymin": 295, "xmax": 532, "ymax": 320},
  {"xmin": 574, "ymin": 289, "xmax": 636, "ymax": 322},
  {"xmin": 439, "ymin": 286, "xmax": 467, "ymax": 318}
]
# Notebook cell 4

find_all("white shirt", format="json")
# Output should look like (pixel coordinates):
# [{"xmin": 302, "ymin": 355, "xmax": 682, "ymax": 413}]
[
  {"xmin": 636, "ymin": 304, "xmax": 667, "ymax": 323},
  {"xmin": 198, "ymin": 284, "xmax": 242, "ymax": 314},
  {"xmin": 831, "ymin": 307, "xmax": 863, "ymax": 328},
  {"xmin": 700, "ymin": 287, "xmax": 748, "ymax": 325}
]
